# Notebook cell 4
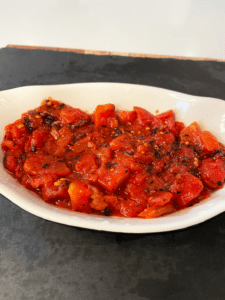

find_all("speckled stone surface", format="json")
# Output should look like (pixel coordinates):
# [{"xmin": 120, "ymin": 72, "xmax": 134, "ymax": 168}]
[{"xmin": 1, "ymin": 47, "xmax": 225, "ymax": 300}]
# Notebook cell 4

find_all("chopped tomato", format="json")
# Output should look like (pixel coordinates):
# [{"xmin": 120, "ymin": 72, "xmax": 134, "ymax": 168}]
[
  {"xmin": 54, "ymin": 127, "xmax": 73, "ymax": 156},
  {"xmin": 97, "ymin": 166, "xmax": 130, "ymax": 192},
  {"xmin": 94, "ymin": 104, "xmax": 116, "ymax": 127},
  {"xmin": 134, "ymin": 106, "xmax": 154, "ymax": 126},
  {"xmin": 118, "ymin": 110, "xmax": 136, "ymax": 124},
  {"xmin": 59, "ymin": 106, "xmax": 89, "ymax": 126},
  {"xmin": 69, "ymin": 136, "xmax": 90, "ymax": 154},
  {"xmin": 4, "ymin": 155, "xmax": 18, "ymax": 172},
  {"xmin": 200, "ymin": 131, "xmax": 220, "ymax": 152},
  {"xmin": 120, "ymin": 199, "xmax": 146, "ymax": 218},
  {"xmin": 180, "ymin": 122, "xmax": 202, "ymax": 148},
  {"xmin": 23, "ymin": 154, "xmax": 71, "ymax": 176},
  {"xmin": 68, "ymin": 181, "xmax": 92, "ymax": 212},
  {"xmin": 25, "ymin": 130, "xmax": 49, "ymax": 152},
  {"xmin": 1, "ymin": 140, "xmax": 18, "ymax": 151},
  {"xmin": 155, "ymin": 110, "xmax": 177, "ymax": 135},
  {"xmin": 42, "ymin": 181, "xmax": 70, "ymax": 201},
  {"xmin": 199, "ymin": 156, "xmax": 225, "ymax": 188},
  {"xmin": 138, "ymin": 204, "xmax": 175, "ymax": 218},
  {"xmin": 175, "ymin": 121, "xmax": 185, "ymax": 135},
  {"xmin": 75, "ymin": 154, "xmax": 98, "ymax": 177},
  {"xmin": 170, "ymin": 172, "xmax": 203, "ymax": 206},
  {"xmin": 148, "ymin": 192, "xmax": 173, "ymax": 207},
  {"xmin": 110, "ymin": 133, "xmax": 134, "ymax": 153},
  {"xmin": 2, "ymin": 99, "xmax": 224, "ymax": 219},
  {"xmin": 29, "ymin": 174, "xmax": 55, "ymax": 189}
]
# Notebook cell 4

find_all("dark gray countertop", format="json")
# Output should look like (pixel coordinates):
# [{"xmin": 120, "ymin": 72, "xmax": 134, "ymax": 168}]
[{"xmin": 1, "ymin": 47, "xmax": 225, "ymax": 300}]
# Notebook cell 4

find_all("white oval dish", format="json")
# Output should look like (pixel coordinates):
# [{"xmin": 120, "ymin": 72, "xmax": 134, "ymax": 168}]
[{"xmin": 0, "ymin": 82, "xmax": 225, "ymax": 233}]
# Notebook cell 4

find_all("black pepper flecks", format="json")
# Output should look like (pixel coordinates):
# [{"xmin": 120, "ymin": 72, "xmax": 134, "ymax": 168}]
[
  {"xmin": 58, "ymin": 103, "xmax": 65, "ymax": 109},
  {"xmin": 154, "ymin": 152, "xmax": 162, "ymax": 159},
  {"xmin": 151, "ymin": 128, "xmax": 157, "ymax": 136}
]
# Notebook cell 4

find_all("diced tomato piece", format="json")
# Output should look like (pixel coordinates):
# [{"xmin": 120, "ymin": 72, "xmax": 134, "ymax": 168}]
[
  {"xmin": 4, "ymin": 123, "xmax": 13, "ymax": 132},
  {"xmin": 69, "ymin": 136, "xmax": 90, "ymax": 153},
  {"xmin": 15, "ymin": 136, "xmax": 27, "ymax": 148},
  {"xmin": 180, "ymin": 122, "xmax": 202, "ymax": 148},
  {"xmin": 165, "ymin": 116, "xmax": 177, "ymax": 135},
  {"xmin": 152, "ymin": 158, "xmax": 166, "ymax": 173},
  {"xmin": 68, "ymin": 181, "xmax": 92, "ymax": 212},
  {"xmin": 8, "ymin": 121, "xmax": 29, "ymax": 139},
  {"xmin": 155, "ymin": 131, "xmax": 175, "ymax": 149},
  {"xmin": 133, "ymin": 151, "xmax": 155, "ymax": 163},
  {"xmin": 118, "ymin": 110, "xmax": 136, "ymax": 124},
  {"xmin": 4, "ymin": 155, "xmax": 18, "ymax": 172},
  {"xmin": 175, "ymin": 121, "xmax": 185, "ymax": 135},
  {"xmin": 110, "ymin": 133, "xmax": 134, "ymax": 153},
  {"xmin": 26, "ymin": 130, "xmax": 49, "ymax": 151},
  {"xmin": 120, "ymin": 199, "xmax": 146, "ymax": 218},
  {"xmin": 98, "ymin": 147, "xmax": 113, "ymax": 165},
  {"xmin": 21, "ymin": 174, "xmax": 32, "ymax": 188},
  {"xmin": 179, "ymin": 145, "xmax": 197, "ymax": 171},
  {"xmin": 107, "ymin": 117, "xmax": 118, "ymax": 128},
  {"xmin": 170, "ymin": 172, "xmax": 203, "ymax": 206},
  {"xmin": 150, "ymin": 118, "xmax": 164, "ymax": 132},
  {"xmin": 136, "ymin": 144, "xmax": 149, "ymax": 155},
  {"xmin": 199, "ymin": 156, "xmax": 225, "ymax": 188},
  {"xmin": 1, "ymin": 140, "xmax": 18, "ymax": 151},
  {"xmin": 90, "ymin": 195, "xmax": 108, "ymax": 211},
  {"xmin": 162, "ymin": 160, "xmax": 190, "ymax": 185},
  {"xmin": 97, "ymin": 166, "xmax": 130, "ymax": 192},
  {"xmin": 89, "ymin": 189, "xmax": 119, "ymax": 212},
  {"xmin": 161, "ymin": 170, "xmax": 176, "ymax": 185},
  {"xmin": 103, "ymin": 195, "xmax": 119, "ymax": 210},
  {"xmin": 126, "ymin": 175, "xmax": 165, "ymax": 205},
  {"xmin": 94, "ymin": 104, "xmax": 116, "ymax": 127},
  {"xmin": 29, "ymin": 174, "xmax": 55, "ymax": 188},
  {"xmin": 54, "ymin": 127, "xmax": 73, "ymax": 156},
  {"xmin": 138, "ymin": 204, "xmax": 175, "ymax": 218},
  {"xmin": 146, "ymin": 175, "xmax": 165, "ymax": 193},
  {"xmin": 43, "ymin": 135, "xmax": 57, "ymax": 154},
  {"xmin": 125, "ymin": 183, "xmax": 148, "ymax": 205},
  {"xmin": 148, "ymin": 192, "xmax": 173, "ymax": 207},
  {"xmin": 155, "ymin": 110, "xmax": 177, "ymax": 135},
  {"xmin": 59, "ymin": 106, "xmax": 89, "ymax": 126},
  {"xmin": 4, "ymin": 130, "xmax": 12, "ymax": 141},
  {"xmin": 89, "ymin": 186, "xmax": 106, "ymax": 211},
  {"xmin": 75, "ymin": 154, "xmax": 98, "ymax": 175},
  {"xmin": 134, "ymin": 106, "xmax": 154, "ymax": 126},
  {"xmin": 200, "ymin": 131, "xmax": 220, "ymax": 152},
  {"xmin": 130, "ymin": 173, "xmax": 149, "ymax": 186},
  {"xmin": 181, "ymin": 144, "xmax": 195, "ymax": 160},
  {"xmin": 116, "ymin": 152, "xmax": 143, "ymax": 172},
  {"xmin": 155, "ymin": 110, "xmax": 174, "ymax": 122},
  {"xmin": 11, "ymin": 125, "xmax": 21, "ymax": 139},
  {"xmin": 23, "ymin": 154, "xmax": 71, "ymax": 176},
  {"xmin": 42, "ymin": 182, "xmax": 70, "ymax": 201},
  {"xmin": 4, "ymin": 148, "xmax": 23, "ymax": 158}
]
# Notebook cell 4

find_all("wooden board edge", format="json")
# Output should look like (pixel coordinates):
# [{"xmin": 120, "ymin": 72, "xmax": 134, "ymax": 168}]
[{"xmin": 6, "ymin": 44, "xmax": 225, "ymax": 62}]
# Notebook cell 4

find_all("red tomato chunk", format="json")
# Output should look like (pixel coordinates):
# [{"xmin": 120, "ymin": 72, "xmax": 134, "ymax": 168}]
[{"xmin": 2, "ymin": 98, "xmax": 225, "ymax": 219}]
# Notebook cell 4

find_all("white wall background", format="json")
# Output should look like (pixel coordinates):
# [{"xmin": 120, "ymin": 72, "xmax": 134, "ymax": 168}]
[{"xmin": 1, "ymin": 0, "xmax": 225, "ymax": 59}]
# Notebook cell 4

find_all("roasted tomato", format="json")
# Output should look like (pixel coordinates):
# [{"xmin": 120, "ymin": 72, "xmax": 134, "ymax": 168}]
[{"xmin": 2, "ymin": 99, "xmax": 225, "ymax": 219}]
